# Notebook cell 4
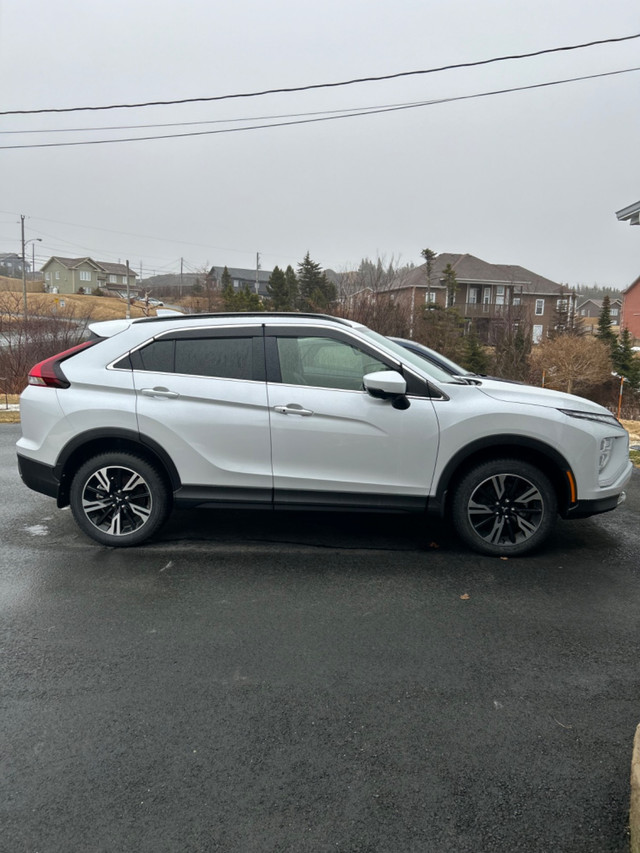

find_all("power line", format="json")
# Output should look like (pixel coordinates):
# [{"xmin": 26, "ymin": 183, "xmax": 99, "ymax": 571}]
[
  {"xmin": 1, "ymin": 32, "xmax": 638, "ymax": 116},
  {"xmin": 2, "ymin": 66, "xmax": 638, "ymax": 151}
]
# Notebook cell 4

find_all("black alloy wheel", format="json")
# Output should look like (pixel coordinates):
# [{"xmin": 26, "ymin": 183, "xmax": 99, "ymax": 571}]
[
  {"xmin": 69, "ymin": 452, "xmax": 170, "ymax": 546},
  {"xmin": 452, "ymin": 458, "xmax": 557, "ymax": 556}
]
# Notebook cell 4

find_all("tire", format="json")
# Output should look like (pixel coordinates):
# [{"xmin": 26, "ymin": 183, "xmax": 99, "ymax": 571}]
[
  {"xmin": 451, "ymin": 458, "xmax": 557, "ymax": 557},
  {"xmin": 69, "ymin": 452, "xmax": 171, "ymax": 547}
]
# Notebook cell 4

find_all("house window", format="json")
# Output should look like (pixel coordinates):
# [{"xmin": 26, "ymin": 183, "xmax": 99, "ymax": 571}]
[
  {"xmin": 109, "ymin": 274, "xmax": 117, "ymax": 283},
  {"xmin": 556, "ymin": 298, "xmax": 569, "ymax": 311},
  {"xmin": 482, "ymin": 287, "xmax": 491, "ymax": 304},
  {"xmin": 496, "ymin": 286, "xmax": 505, "ymax": 306},
  {"xmin": 468, "ymin": 286, "xmax": 480, "ymax": 304},
  {"xmin": 611, "ymin": 308, "xmax": 619, "ymax": 318},
  {"xmin": 535, "ymin": 299, "xmax": 545, "ymax": 316},
  {"xmin": 55, "ymin": 271, "xmax": 60, "ymax": 279},
  {"xmin": 80, "ymin": 271, "xmax": 91, "ymax": 282},
  {"xmin": 533, "ymin": 324, "xmax": 544, "ymax": 344},
  {"xmin": 512, "ymin": 296, "xmax": 521, "ymax": 306},
  {"xmin": 425, "ymin": 292, "xmax": 436, "ymax": 304},
  {"xmin": 44, "ymin": 272, "xmax": 51, "ymax": 281}
]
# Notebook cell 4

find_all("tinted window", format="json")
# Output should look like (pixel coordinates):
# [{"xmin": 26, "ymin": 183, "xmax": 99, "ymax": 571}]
[
  {"xmin": 136, "ymin": 339, "xmax": 174, "ymax": 372},
  {"xmin": 277, "ymin": 336, "xmax": 388, "ymax": 391},
  {"xmin": 134, "ymin": 336, "xmax": 254, "ymax": 380}
]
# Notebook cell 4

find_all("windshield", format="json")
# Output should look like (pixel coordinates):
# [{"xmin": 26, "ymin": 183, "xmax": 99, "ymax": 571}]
[{"xmin": 359, "ymin": 327, "xmax": 464, "ymax": 384}]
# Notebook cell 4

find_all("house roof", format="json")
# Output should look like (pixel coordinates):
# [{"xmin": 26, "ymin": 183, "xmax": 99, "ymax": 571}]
[
  {"xmin": 41, "ymin": 256, "xmax": 137, "ymax": 277},
  {"xmin": 208, "ymin": 265, "xmax": 272, "ymax": 284},
  {"xmin": 615, "ymin": 200, "xmax": 640, "ymax": 225},
  {"xmin": 389, "ymin": 253, "xmax": 564, "ymax": 295},
  {"xmin": 576, "ymin": 296, "xmax": 623, "ymax": 310},
  {"xmin": 623, "ymin": 275, "xmax": 640, "ymax": 295}
]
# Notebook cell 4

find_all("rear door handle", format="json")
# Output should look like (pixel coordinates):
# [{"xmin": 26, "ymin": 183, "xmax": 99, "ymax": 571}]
[
  {"xmin": 274, "ymin": 404, "xmax": 313, "ymax": 416},
  {"xmin": 140, "ymin": 387, "xmax": 180, "ymax": 399}
]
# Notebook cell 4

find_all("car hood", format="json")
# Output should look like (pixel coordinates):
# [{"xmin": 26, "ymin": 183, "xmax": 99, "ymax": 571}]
[{"xmin": 475, "ymin": 378, "xmax": 611, "ymax": 415}]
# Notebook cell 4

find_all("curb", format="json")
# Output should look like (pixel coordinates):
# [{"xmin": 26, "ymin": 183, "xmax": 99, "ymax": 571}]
[{"xmin": 630, "ymin": 724, "xmax": 640, "ymax": 853}]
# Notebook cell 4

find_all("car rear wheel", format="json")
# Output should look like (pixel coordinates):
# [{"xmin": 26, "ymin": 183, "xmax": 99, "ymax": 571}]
[
  {"xmin": 70, "ymin": 452, "xmax": 170, "ymax": 546},
  {"xmin": 451, "ymin": 458, "xmax": 557, "ymax": 557}
]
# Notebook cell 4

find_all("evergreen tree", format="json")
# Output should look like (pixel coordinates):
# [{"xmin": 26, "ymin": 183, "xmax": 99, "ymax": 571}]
[
  {"xmin": 221, "ymin": 266, "xmax": 235, "ymax": 310},
  {"xmin": 613, "ymin": 327, "xmax": 640, "ymax": 388},
  {"xmin": 221, "ymin": 264, "xmax": 264, "ymax": 312},
  {"xmin": 266, "ymin": 266, "xmax": 290, "ymax": 310},
  {"xmin": 418, "ymin": 304, "xmax": 465, "ymax": 363},
  {"xmin": 595, "ymin": 294, "xmax": 617, "ymax": 353},
  {"xmin": 284, "ymin": 265, "xmax": 299, "ymax": 310},
  {"xmin": 493, "ymin": 323, "xmax": 532, "ymax": 381},
  {"xmin": 220, "ymin": 266, "xmax": 232, "ymax": 291},
  {"xmin": 442, "ymin": 263, "xmax": 458, "ymax": 308},
  {"xmin": 237, "ymin": 285, "xmax": 264, "ymax": 312},
  {"xmin": 421, "ymin": 248, "xmax": 437, "ymax": 307},
  {"xmin": 461, "ymin": 323, "xmax": 490, "ymax": 374},
  {"xmin": 297, "ymin": 252, "xmax": 336, "ymax": 311}
]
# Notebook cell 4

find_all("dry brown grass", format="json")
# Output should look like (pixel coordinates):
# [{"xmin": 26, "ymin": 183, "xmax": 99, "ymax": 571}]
[{"xmin": 23, "ymin": 292, "xmax": 154, "ymax": 321}]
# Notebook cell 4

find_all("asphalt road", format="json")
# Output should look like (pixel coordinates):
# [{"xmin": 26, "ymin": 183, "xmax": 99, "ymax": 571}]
[{"xmin": 2, "ymin": 423, "xmax": 639, "ymax": 853}]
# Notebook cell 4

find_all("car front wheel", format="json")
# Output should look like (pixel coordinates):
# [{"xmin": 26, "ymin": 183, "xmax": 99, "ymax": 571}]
[
  {"xmin": 69, "ymin": 452, "xmax": 170, "ymax": 546},
  {"xmin": 451, "ymin": 458, "xmax": 557, "ymax": 557}
]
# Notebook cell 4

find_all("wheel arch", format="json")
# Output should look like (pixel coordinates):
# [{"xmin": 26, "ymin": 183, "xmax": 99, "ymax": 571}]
[
  {"xmin": 55, "ymin": 428, "xmax": 180, "ymax": 507},
  {"xmin": 434, "ymin": 436, "xmax": 575, "ymax": 519}
]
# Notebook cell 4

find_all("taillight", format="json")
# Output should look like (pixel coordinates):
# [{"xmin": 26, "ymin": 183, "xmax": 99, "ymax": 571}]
[{"xmin": 28, "ymin": 340, "xmax": 97, "ymax": 389}]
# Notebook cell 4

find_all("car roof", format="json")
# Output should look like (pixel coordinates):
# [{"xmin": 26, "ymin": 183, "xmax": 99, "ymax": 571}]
[{"xmin": 89, "ymin": 311, "xmax": 360, "ymax": 339}]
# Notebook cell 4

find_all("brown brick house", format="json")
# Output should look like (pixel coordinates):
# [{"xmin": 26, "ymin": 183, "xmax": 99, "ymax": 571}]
[{"xmin": 373, "ymin": 253, "xmax": 576, "ymax": 344}]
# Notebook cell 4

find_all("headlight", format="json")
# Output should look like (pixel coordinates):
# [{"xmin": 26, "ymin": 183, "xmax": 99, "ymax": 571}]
[
  {"xmin": 559, "ymin": 409, "xmax": 624, "ymax": 429},
  {"xmin": 599, "ymin": 437, "xmax": 613, "ymax": 472}
]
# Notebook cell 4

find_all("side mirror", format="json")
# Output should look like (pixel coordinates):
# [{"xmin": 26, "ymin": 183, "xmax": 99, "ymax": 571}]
[{"xmin": 363, "ymin": 371, "xmax": 410, "ymax": 410}]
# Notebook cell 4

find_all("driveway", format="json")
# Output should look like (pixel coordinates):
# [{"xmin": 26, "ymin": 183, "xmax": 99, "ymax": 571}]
[{"xmin": 1, "ymin": 423, "xmax": 639, "ymax": 852}]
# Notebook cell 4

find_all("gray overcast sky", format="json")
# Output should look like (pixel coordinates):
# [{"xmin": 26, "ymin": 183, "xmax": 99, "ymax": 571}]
[{"xmin": 1, "ymin": 0, "xmax": 639, "ymax": 288}]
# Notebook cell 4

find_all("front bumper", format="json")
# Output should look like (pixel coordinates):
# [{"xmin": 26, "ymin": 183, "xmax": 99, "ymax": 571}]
[{"xmin": 563, "ymin": 490, "xmax": 626, "ymax": 519}]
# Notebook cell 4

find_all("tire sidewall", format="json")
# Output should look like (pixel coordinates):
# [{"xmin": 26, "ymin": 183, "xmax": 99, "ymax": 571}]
[
  {"xmin": 69, "ymin": 452, "xmax": 170, "ymax": 547},
  {"xmin": 452, "ymin": 458, "xmax": 557, "ymax": 557}
]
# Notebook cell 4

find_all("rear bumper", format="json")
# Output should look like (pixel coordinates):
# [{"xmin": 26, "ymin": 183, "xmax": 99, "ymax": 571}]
[{"xmin": 17, "ymin": 454, "xmax": 60, "ymax": 501}]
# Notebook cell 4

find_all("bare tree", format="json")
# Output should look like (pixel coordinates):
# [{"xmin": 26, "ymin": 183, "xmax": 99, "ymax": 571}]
[
  {"xmin": 331, "ymin": 291, "xmax": 412, "ymax": 337},
  {"xmin": 528, "ymin": 335, "xmax": 612, "ymax": 395},
  {"xmin": 335, "ymin": 255, "xmax": 414, "ymax": 299},
  {"xmin": 0, "ymin": 292, "xmax": 94, "ymax": 392}
]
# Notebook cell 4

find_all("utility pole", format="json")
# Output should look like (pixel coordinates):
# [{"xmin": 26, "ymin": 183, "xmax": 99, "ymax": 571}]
[
  {"xmin": 255, "ymin": 252, "xmax": 260, "ymax": 294},
  {"xmin": 180, "ymin": 257, "xmax": 184, "ymax": 297},
  {"xmin": 125, "ymin": 260, "xmax": 131, "ymax": 319},
  {"xmin": 21, "ymin": 215, "xmax": 27, "ymax": 319},
  {"xmin": 20, "ymin": 215, "xmax": 41, "ymax": 320}
]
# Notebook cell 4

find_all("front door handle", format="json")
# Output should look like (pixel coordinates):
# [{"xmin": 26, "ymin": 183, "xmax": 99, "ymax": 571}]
[
  {"xmin": 140, "ymin": 387, "xmax": 180, "ymax": 399},
  {"xmin": 274, "ymin": 403, "xmax": 314, "ymax": 416}
]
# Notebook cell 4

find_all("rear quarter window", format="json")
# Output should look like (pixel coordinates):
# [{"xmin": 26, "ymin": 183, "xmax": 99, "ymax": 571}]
[{"xmin": 128, "ymin": 336, "xmax": 255, "ymax": 380}]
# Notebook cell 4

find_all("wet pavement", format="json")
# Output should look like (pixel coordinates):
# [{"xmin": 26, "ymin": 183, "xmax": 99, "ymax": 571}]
[{"xmin": 2, "ymin": 423, "xmax": 640, "ymax": 852}]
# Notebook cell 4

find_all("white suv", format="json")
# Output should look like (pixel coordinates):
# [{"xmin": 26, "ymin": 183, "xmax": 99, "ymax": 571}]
[{"xmin": 16, "ymin": 312, "xmax": 632, "ymax": 556}]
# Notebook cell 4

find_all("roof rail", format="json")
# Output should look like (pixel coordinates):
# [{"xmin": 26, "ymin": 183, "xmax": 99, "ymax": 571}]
[{"xmin": 135, "ymin": 311, "xmax": 353, "ymax": 326}]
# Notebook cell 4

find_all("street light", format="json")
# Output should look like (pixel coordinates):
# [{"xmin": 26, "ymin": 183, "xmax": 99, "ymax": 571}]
[{"xmin": 21, "ymin": 214, "xmax": 42, "ymax": 320}]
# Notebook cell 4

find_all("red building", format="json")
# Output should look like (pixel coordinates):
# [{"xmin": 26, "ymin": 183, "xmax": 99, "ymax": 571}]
[{"xmin": 622, "ymin": 276, "xmax": 640, "ymax": 343}]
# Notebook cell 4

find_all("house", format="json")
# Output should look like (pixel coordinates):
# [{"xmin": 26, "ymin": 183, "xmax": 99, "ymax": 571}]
[
  {"xmin": 376, "ymin": 253, "xmax": 574, "ymax": 344},
  {"xmin": 208, "ymin": 265, "xmax": 272, "ymax": 298},
  {"xmin": 576, "ymin": 296, "xmax": 623, "ymax": 333},
  {"xmin": 621, "ymin": 276, "xmax": 640, "ymax": 343},
  {"xmin": 41, "ymin": 257, "xmax": 138, "ymax": 295},
  {"xmin": 0, "ymin": 252, "xmax": 28, "ymax": 278}
]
